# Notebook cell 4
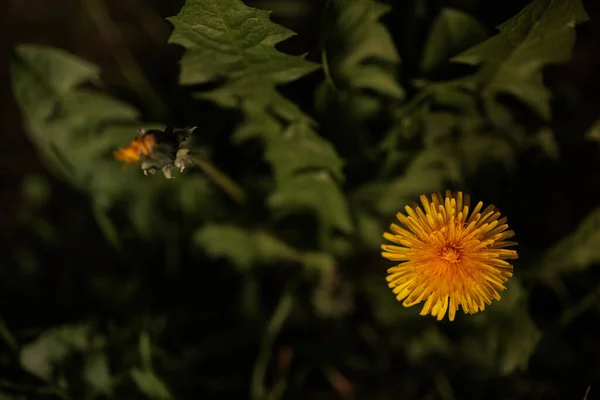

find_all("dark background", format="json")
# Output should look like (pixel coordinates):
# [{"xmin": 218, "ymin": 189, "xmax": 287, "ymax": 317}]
[{"xmin": 2, "ymin": 0, "xmax": 600, "ymax": 399}]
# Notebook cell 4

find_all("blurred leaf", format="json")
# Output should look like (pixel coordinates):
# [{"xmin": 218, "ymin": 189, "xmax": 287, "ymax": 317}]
[
  {"xmin": 422, "ymin": 111, "xmax": 457, "ymax": 147},
  {"xmin": 194, "ymin": 224, "xmax": 301, "ymax": 270},
  {"xmin": 312, "ymin": 280, "xmax": 353, "ymax": 318},
  {"xmin": 355, "ymin": 211, "xmax": 385, "ymax": 250},
  {"xmin": 375, "ymin": 146, "xmax": 462, "ymax": 215},
  {"xmin": 255, "ymin": 231, "xmax": 301, "ymax": 263},
  {"xmin": 176, "ymin": 175, "xmax": 215, "ymax": 216},
  {"xmin": 535, "ymin": 127, "xmax": 560, "ymax": 160},
  {"xmin": 265, "ymin": 122, "xmax": 345, "ymax": 184},
  {"xmin": 431, "ymin": 84, "xmax": 478, "ymax": 115},
  {"xmin": 20, "ymin": 175, "xmax": 51, "ymax": 208},
  {"xmin": 10, "ymin": 45, "xmax": 140, "ymax": 192},
  {"xmin": 11, "ymin": 45, "xmax": 172, "ymax": 235},
  {"xmin": 458, "ymin": 132, "xmax": 517, "ymax": 173},
  {"xmin": 587, "ymin": 118, "xmax": 600, "ymax": 142},
  {"xmin": 269, "ymin": 172, "xmax": 354, "ymax": 234},
  {"xmin": 83, "ymin": 353, "xmax": 113, "ymax": 395},
  {"xmin": 170, "ymin": 0, "xmax": 351, "ymax": 242},
  {"xmin": 20, "ymin": 324, "xmax": 91, "ymax": 381},
  {"xmin": 322, "ymin": 0, "xmax": 403, "ymax": 99},
  {"xmin": 421, "ymin": 8, "xmax": 487, "ymax": 73},
  {"xmin": 194, "ymin": 225, "xmax": 258, "ymax": 270},
  {"xmin": 461, "ymin": 279, "xmax": 541, "ymax": 375},
  {"xmin": 168, "ymin": 0, "xmax": 319, "ymax": 113},
  {"xmin": 453, "ymin": 0, "xmax": 589, "ymax": 119},
  {"xmin": 497, "ymin": 310, "xmax": 541, "ymax": 375},
  {"xmin": 363, "ymin": 275, "xmax": 423, "ymax": 326},
  {"xmin": 537, "ymin": 206, "xmax": 600, "ymax": 277},
  {"xmin": 130, "ymin": 368, "xmax": 173, "ymax": 400},
  {"xmin": 301, "ymin": 252, "xmax": 336, "ymax": 276},
  {"xmin": 405, "ymin": 327, "xmax": 453, "ymax": 364},
  {"xmin": 0, "ymin": 391, "xmax": 26, "ymax": 400}
]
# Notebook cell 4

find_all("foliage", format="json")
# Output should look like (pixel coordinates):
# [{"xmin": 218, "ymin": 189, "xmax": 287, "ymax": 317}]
[{"xmin": 4, "ymin": 0, "xmax": 600, "ymax": 399}]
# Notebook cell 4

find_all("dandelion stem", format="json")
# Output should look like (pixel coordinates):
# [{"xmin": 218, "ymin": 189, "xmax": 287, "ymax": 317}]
[{"xmin": 191, "ymin": 155, "xmax": 247, "ymax": 204}]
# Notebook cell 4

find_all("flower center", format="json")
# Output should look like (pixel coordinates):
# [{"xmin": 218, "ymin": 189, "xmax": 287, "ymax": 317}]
[{"xmin": 440, "ymin": 246, "xmax": 461, "ymax": 264}]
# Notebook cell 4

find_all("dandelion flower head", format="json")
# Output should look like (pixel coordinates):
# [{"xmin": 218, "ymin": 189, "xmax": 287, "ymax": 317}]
[{"xmin": 381, "ymin": 190, "xmax": 518, "ymax": 321}]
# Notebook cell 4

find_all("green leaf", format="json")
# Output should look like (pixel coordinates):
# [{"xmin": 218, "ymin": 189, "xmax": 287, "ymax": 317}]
[
  {"xmin": 536, "ymin": 206, "xmax": 600, "ymax": 278},
  {"xmin": 268, "ymin": 172, "xmax": 354, "ymax": 234},
  {"xmin": 355, "ymin": 211, "xmax": 385, "ymax": 250},
  {"xmin": 84, "ymin": 353, "xmax": 113, "ymax": 395},
  {"xmin": 194, "ymin": 225, "xmax": 258, "ymax": 270},
  {"xmin": 421, "ymin": 8, "xmax": 488, "ymax": 73},
  {"xmin": 375, "ymin": 145, "xmax": 462, "ymax": 215},
  {"xmin": 461, "ymin": 279, "xmax": 541, "ymax": 375},
  {"xmin": 587, "ymin": 118, "xmax": 600, "ymax": 142},
  {"xmin": 130, "ymin": 368, "xmax": 173, "ymax": 400},
  {"xmin": 255, "ymin": 231, "xmax": 302, "ymax": 263},
  {"xmin": 19, "ymin": 324, "xmax": 91, "ymax": 381},
  {"xmin": 10, "ymin": 45, "xmax": 140, "ymax": 191},
  {"xmin": 168, "ymin": 0, "xmax": 319, "ymax": 114},
  {"xmin": 169, "ymin": 1, "xmax": 351, "ymax": 243},
  {"xmin": 457, "ymin": 132, "xmax": 517, "ymax": 173},
  {"xmin": 11, "ymin": 45, "xmax": 229, "ymax": 240},
  {"xmin": 265, "ymin": 122, "xmax": 345, "ymax": 184},
  {"xmin": 20, "ymin": 174, "xmax": 51, "ymax": 208},
  {"xmin": 405, "ymin": 327, "xmax": 453, "ymax": 363},
  {"xmin": 322, "ymin": 0, "xmax": 403, "ymax": 99},
  {"xmin": 194, "ymin": 224, "xmax": 301, "ymax": 270},
  {"xmin": 301, "ymin": 252, "xmax": 336, "ymax": 275},
  {"xmin": 362, "ymin": 275, "xmax": 424, "ymax": 326},
  {"xmin": 452, "ymin": 0, "xmax": 589, "ymax": 119}
]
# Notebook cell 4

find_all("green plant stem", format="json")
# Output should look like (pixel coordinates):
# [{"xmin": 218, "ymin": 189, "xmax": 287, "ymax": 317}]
[
  {"xmin": 251, "ymin": 288, "xmax": 295, "ymax": 400},
  {"xmin": 191, "ymin": 155, "xmax": 247, "ymax": 205},
  {"xmin": 560, "ymin": 281, "xmax": 600, "ymax": 327},
  {"xmin": 321, "ymin": 49, "xmax": 338, "ymax": 91},
  {"xmin": 139, "ymin": 331, "xmax": 153, "ymax": 371},
  {"xmin": 394, "ymin": 86, "xmax": 433, "ymax": 120},
  {"xmin": 320, "ymin": 0, "xmax": 338, "ymax": 92},
  {"xmin": 0, "ymin": 318, "xmax": 18, "ymax": 353},
  {"xmin": 92, "ymin": 203, "xmax": 122, "ymax": 252}
]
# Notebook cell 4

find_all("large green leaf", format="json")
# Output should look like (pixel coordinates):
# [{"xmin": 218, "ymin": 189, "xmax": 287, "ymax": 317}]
[
  {"xmin": 452, "ymin": 0, "xmax": 589, "ymax": 120},
  {"xmin": 130, "ymin": 369, "xmax": 173, "ymax": 400},
  {"xmin": 322, "ymin": 0, "xmax": 403, "ymax": 99},
  {"xmin": 269, "ymin": 172, "xmax": 354, "ymax": 234},
  {"xmin": 264, "ymin": 122, "xmax": 345, "ymax": 184},
  {"xmin": 19, "ymin": 323, "xmax": 114, "ymax": 394},
  {"xmin": 420, "ymin": 8, "xmax": 488, "ymax": 73},
  {"xmin": 194, "ymin": 224, "xmax": 344, "ymax": 276},
  {"xmin": 170, "ymin": 0, "xmax": 352, "ymax": 242},
  {"xmin": 10, "ymin": 45, "xmax": 140, "ymax": 194},
  {"xmin": 194, "ymin": 224, "xmax": 301, "ymax": 270},
  {"xmin": 20, "ymin": 324, "xmax": 92, "ymax": 381},
  {"xmin": 11, "ymin": 45, "xmax": 225, "ymax": 239},
  {"xmin": 168, "ymin": 0, "xmax": 319, "ymax": 115}
]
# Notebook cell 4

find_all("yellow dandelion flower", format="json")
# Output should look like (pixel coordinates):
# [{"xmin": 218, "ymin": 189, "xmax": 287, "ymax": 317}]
[{"xmin": 381, "ymin": 190, "xmax": 518, "ymax": 321}]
